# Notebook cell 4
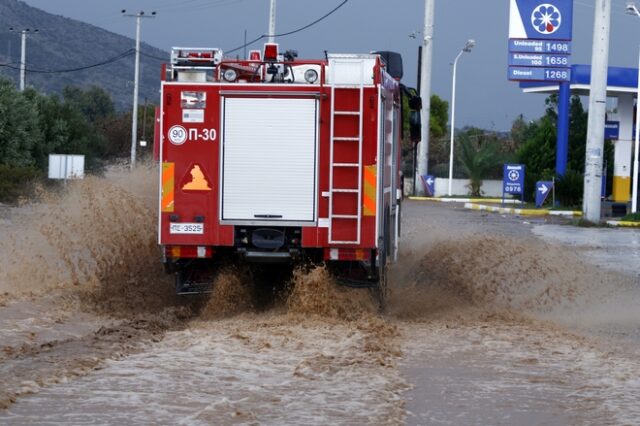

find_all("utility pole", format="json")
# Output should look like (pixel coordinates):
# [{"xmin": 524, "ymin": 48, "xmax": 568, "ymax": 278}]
[
  {"xmin": 19, "ymin": 30, "xmax": 26, "ymax": 91},
  {"xmin": 626, "ymin": 2, "xmax": 640, "ymax": 213},
  {"xmin": 122, "ymin": 10, "xmax": 156, "ymax": 170},
  {"xmin": 268, "ymin": 0, "xmax": 277, "ymax": 43},
  {"xmin": 583, "ymin": 0, "xmax": 611, "ymax": 222},
  {"xmin": 416, "ymin": 0, "xmax": 435, "ymax": 195},
  {"xmin": 9, "ymin": 28, "xmax": 38, "ymax": 91},
  {"xmin": 634, "ymin": 46, "xmax": 640, "ymax": 213},
  {"xmin": 244, "ymin": 29, "xmax": 248, "ymax": 59}
]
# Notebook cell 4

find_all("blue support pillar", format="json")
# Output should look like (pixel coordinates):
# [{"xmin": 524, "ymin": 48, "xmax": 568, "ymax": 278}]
[{"xmin": 556, "ymin": 81, "xmax": 570, "ymax": 176}]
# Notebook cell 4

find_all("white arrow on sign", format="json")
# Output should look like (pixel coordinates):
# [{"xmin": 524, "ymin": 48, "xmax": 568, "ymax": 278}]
[
  {"xmin": 426, "ymin": 177, "xmax": 434, "ymax": 186},
  {"xmin": 538, "ymin": 183, "xmax": 549, "ymax": 195}
]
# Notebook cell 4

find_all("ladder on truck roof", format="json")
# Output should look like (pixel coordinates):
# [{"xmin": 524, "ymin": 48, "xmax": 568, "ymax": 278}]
[{"xmin": 327, "ymin": 55, "xmax": 372, "ymax": 245}]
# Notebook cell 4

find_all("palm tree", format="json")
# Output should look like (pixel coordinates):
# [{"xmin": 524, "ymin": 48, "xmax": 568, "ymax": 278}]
[{"xmin": 458, "ymin": 131, "xmax": 505, "ymax": 197}]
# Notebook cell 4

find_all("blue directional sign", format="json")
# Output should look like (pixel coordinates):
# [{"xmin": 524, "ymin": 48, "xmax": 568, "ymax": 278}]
[
  {"xmin": 421, "ymin": 174, "xmax": 435, "ymax": 197},
  {"xmin": 503, "ymin": 164, "xmax": 525, "ymax": 196},
  {"xmin": 535, "ymin": 181, "xmax": 554, "ymax": 207},
  {"xmin": 509, "ymin": 0, "xmax": 574, "ymax": 41},
  {"xmin": 509, "ymin": 67, "xmax": 570, "ymax": 82},
  {"xmin": 509, "ymin": 52, "xmax": 570, "ymax": 68}
]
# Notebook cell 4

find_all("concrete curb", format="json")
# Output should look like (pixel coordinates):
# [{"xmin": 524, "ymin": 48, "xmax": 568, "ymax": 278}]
[
  {"xmin": 408, "ymin": 197, "xmax": 522, "ymax": 204},
  {"xmin": 606, "ymin": 220, "xmax": 640, "ymax": 227},
  {"xmin": 464, "ymin": 203, "xmax": 582, "ymax": 217}
]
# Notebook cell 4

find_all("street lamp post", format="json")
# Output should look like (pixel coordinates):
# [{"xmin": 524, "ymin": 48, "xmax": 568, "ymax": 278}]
[
  {"xmin": 627, "ymin": 1, "xmax": 640, "ymax": 213},
  {"xmin": 122, "ymin": 10, "xmax": 156, "ymax": 170},
  {"xmin": 447, "ymin": 39, "xmax": 476, "ymax": 196}
]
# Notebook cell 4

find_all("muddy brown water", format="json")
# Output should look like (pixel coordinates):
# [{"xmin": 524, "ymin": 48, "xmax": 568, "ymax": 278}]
[{"xmin": 0, "ymin": 165, "xmax": 639, "ymax": 425}]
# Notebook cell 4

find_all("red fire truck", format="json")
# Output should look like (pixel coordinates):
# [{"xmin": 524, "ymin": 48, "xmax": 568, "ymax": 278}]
[{"xmin": 156, "ymin": 43, "xmax": 420, "ymax": 299}]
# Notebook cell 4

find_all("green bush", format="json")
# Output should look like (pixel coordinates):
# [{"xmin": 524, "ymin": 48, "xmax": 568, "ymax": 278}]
[
  {"xmin": 0, "ymin": 164, "xmax": 43, "ymax": 203},
  {"xmin": 621, "ymin": 212, "xmax": 640, "ymax": 222},
  {"xmin": 555, "ymin": 169, "xmax": 583, "ymax": 208}
]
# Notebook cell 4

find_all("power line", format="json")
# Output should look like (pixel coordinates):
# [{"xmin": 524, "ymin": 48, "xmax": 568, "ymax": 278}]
[
  {"xmin": 0, "ymin": 49, "xmax": 135, "ymax": 74},
  {"xmin": 225, "ymin": 0, "xmax": 349, "ymax": 54},
  {"xmin": 0, "ymin": 0, "xmax": 349, "ymax": 73},
  {"xmin": 140, "ymin": 51, "xmax": 168, "ymax": 62},
  {"xmin": 155, "ymin": 0, "xmax": 247, "ymax": 14}
]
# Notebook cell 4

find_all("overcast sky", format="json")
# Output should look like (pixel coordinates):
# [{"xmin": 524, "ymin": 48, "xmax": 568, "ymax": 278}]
[{"xmin": 21, "ymin": 0, "xmax": 640, "ymax": 130}]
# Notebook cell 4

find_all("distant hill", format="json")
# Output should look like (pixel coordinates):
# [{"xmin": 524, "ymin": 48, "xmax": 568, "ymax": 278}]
[{"xmin": 0, "ymin": 0, "xmax": 168, "ymax": 109}]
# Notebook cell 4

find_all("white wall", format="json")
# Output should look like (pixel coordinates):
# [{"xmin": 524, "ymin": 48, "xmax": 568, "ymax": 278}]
[{"xmin": 404, "ymin": 178, "xmax": 506, "ymax": 198}]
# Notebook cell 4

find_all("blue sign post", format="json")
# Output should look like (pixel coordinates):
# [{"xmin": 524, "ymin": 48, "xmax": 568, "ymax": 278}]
[
  {"xmin": 508, "ymin": 0, "xmax": 574, "ymax": 82},
  {"xmin": 508, "ymin": 0, "xmax": 574, "ymax": 178},
  {"xmin": 503, "ymin": 164, "xmax": 525, "ymax": 204},
  {"xmin": 535, "ymin": 180, "xmax": 554, "ymax": 207},
  {"xmin": 421, "ymin": 174, "xmax": 435, "ymax": 197},
  {"xmin": 509, "ymin": 1, "xmax": 574, "ymax": 39},
  {"xmin": 605, "ymin": 121, "xmax": 620, "ymax": 140}
]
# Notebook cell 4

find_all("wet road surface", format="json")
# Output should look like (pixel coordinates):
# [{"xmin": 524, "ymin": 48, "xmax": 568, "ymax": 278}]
[{"xmin": 1, "ymin": 171, "xmax": 639, "ymax": 425}]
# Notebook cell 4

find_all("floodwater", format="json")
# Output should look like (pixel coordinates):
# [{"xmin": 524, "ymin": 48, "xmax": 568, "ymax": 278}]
[
  {"xmin": 1, "ymin": 167, "xmax": 639, "ymax": 425},
  {"xmin": 533, "ymin": 224, "xmax": 640, "ymax": 280},
  {"xmin": 396, "ymin": 203, "xmax": 640, "ymax": 425}
]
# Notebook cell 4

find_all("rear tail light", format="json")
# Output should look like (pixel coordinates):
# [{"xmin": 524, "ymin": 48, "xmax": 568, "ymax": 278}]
[{"xmin": 165, "ymin": 245, "xmax": 213, "ymax": 259}]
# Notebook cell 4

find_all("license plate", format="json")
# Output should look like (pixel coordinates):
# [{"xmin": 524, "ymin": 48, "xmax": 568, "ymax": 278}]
[{"xmin": 169, "ymin": 223, "xmax": 204, "ymax": 235}]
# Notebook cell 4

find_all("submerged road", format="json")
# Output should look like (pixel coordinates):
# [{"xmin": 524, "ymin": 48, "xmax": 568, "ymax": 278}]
[{"xmin": 1, "ymin": 172, "xmax": 639, "ymax": 425}]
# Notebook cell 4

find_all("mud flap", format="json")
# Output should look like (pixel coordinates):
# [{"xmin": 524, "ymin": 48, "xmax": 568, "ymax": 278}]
[
  {"xmin": 332, "ymin": 260, "xmax": 378, "ymax": 289},
  {"xmin": 329, "ymin": 253, "xmax": 386, "ymax": 311},
  {"xmin": 174, "ymin": 262, "xmax": 217, "ymax": 295},
  {"xmin": 374, "ymin": 246, "xmax": 388, "ymax": 311}
]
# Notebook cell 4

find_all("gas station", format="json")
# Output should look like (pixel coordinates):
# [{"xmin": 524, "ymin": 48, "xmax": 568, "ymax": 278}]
[
  {"xmin": 521, "ymin": 64, "xmax": 639, "ymax": 204},
  {"xmin": 508, "ymin": 0, "xmax": 640, "ymax": 215}
]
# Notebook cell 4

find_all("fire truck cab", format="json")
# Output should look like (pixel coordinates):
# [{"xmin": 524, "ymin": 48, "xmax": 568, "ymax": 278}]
[{"xmin": 157, "ymin": 44, "xmax": 419, "ymax": 298}]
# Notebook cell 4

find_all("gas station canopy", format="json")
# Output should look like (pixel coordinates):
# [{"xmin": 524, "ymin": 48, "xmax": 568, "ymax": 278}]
[{"xmin": 520, "ymin": 64, "xmax": 639, "ymax": 203}]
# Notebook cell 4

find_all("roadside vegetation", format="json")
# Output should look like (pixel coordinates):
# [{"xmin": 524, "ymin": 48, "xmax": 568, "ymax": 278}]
[
  {"xmin": 0, "ymin": 77, "xmax": 154, "ymax": 203},
  {"xmin": 0, "ymin": 77, "xmax": 609, "ymax": 211},
  {"xmin": 513, "ymin": 94, "xmax": 612, "ymax": 207},
  {"xmin": 621, "ymin": 212, "xmax": 640, "ymax": 222},
  {"xmin": 422, "ymin": 93, "xmax": 612, "ymax": 208}
]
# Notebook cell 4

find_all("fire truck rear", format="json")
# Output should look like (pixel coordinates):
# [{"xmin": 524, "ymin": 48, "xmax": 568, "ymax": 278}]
[{"xmin": 157, "ymin": 44, "xmax": 420, "ymax": 299}]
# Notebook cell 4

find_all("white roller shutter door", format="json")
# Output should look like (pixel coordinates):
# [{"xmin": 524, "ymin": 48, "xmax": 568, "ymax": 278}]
[{"xmin": 221, "ymin": 97, "xmax": 318, "ymax": 223}]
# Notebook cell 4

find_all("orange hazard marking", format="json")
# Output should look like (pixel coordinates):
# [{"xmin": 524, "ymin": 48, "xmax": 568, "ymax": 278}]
[
  {"xmin": 363, "ymin": 167, "xmax": 377, "ymax": 187},
  {"xmin": 182, "ymin": 165, "xmax": 211, "ymax": 191},
  {"xmin": 363, "ymin": 165, "xmax": 376, "ymax": 216},
  {"xmin": 363, "ymin": 196, "xmax": 376, "ymax": 216},
  {"xmin": 161, "ymin": 162, "xmax": 175, "ymax": 213}
]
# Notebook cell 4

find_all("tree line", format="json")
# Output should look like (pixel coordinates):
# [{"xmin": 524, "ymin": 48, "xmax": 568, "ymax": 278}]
[
  {"xmin": 0, "ymin": 78, "xmax": 154, "ymax": 202},
  {"xmin": 0, "ymin": 76, "xmax": 609, "ymax": 208}
]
